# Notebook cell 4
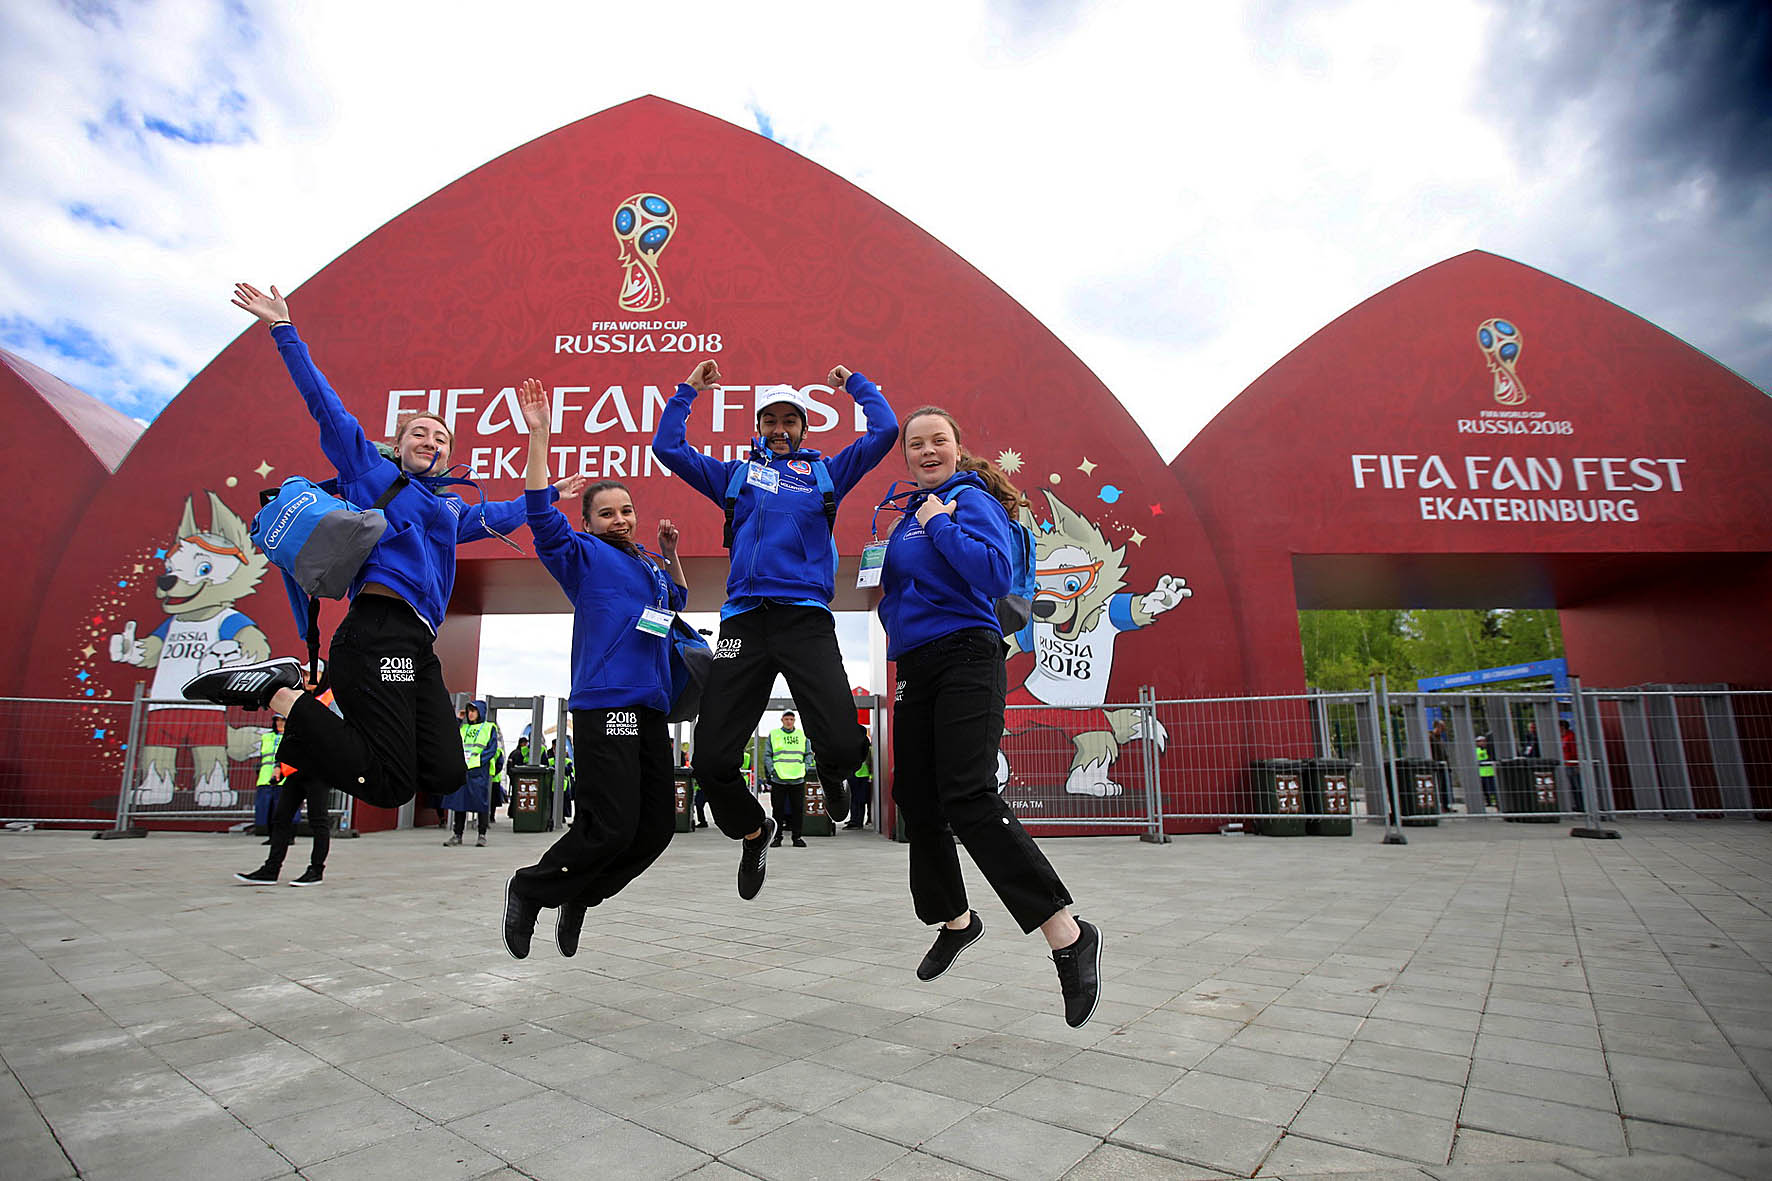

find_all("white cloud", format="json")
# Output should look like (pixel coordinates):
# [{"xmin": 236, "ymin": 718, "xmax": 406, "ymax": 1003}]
[{"xmin": 2, "ymin": 0, "xmax": 1766, "ymax": 459}]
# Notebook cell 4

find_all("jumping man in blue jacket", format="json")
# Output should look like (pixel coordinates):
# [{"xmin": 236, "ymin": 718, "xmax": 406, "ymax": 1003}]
[
  {"xmin": 652, "ymin": 359, "xmax": 897, "ymax": 900},
  {"xmin": 185, "ymin": 283, "xmax": 580, "ymax": 813}
]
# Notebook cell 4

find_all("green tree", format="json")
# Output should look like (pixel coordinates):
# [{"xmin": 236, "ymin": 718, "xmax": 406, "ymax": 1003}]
[{"xmin": 1300, "ymin": 608, "xmax": 1565, "ymax": 689}]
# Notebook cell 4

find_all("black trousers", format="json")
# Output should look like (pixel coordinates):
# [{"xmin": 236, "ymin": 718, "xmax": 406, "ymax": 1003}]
[
  {"xmin": 769, "ymin": 778, "xmax": 804, "ymax": 838},
  {"xmin": 511, "ymin": 707, "xmax": 675, "ymax": 909},
  {"xmin": 690, "ymin": 605, "xmax": 867, "ymax": 840},
  {"xmin": 265, "ymin": 771, "xmax": 331, "ymax": 873},
  {"xmin": 452, "ymin": 809, "xmax": 488, "ymax": 837},
  {"xmin": 894, "ymin": 628, "xmax": 1072, "ymax": 934},
  {"xmin": 276, "ymin": 596, "xmax": 467, "ymax": 809},
  {"xmin": 847, "ymin": 775, "xmax": 871, "ymax": 824}
]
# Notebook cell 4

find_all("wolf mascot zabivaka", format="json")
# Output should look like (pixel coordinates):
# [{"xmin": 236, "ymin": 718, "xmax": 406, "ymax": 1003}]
[
  {"xmin": 108, "ymin": 491, "xmax": 272, "ymax": 808},
  {"xmin": 1003, "ymin": 491, "xmax": 1191, "ymax": 797}
]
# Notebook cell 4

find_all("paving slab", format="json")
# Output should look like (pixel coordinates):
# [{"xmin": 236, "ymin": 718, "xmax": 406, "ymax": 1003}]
[{"xmin": 4, "ymin": 821, "xmax": 1772, "ymax": 1179}]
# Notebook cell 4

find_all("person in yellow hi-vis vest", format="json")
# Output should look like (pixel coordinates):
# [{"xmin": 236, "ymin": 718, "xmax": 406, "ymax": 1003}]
[
  {"xmin": 253, "ymin": 716, "xmax": 284, "ymax": 837},
  {"xmin": 843, "ymin": 733, "xmax": 873, "ymax": 830},
  {"xmin": 444, "ymin": 701, "xmax": 501, "ymax": 847},
  {"xmin": 236, "ymin": 685, "xmax": 336, "ymax": 886},
  {"xmin": 764, "ymin": 711, "xmax": 809, "ymax": 848},
  {"xmin": 1476, "ymin": 737, "xmax": 1497, "ymax": 810}
]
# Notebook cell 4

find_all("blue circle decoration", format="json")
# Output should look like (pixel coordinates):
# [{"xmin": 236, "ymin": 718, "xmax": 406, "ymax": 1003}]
[
  {"xmin": 641, "ymin": 195, "xmax": 671, "ymax": 216},
  {"xmin": 614, "ymin": 207, "xmax": 636, "ymax": 234},
  {"xmin": 639, "ymin": 226, "xmax": 670, "ymax": 252},
  {"xmin": 1499, "ymin": 343, "xmax": 1519, "ymax": 361},
  {"xmin": 1478, "ymin": 327, "xmax": 1494, "ymax": 349},
  {"xmin": 1494, "ymin": 319, "xmax": 1517, "ymax": 336},
  {"xmin": 1098, "ymin": 485, "xmax": 1123, "ymax": 504}
]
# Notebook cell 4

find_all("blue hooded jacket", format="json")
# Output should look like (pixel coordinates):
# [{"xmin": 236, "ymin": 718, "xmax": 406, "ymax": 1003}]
[
  {"xmin": 651, "ymin": 373, "xmax": 897, "ymax": 609},
  {"xmin": 878, "ymin": 471, "xmax": 1017, "ymax": 660},
  {"xmin": 526, "ymin": 489, "xmax": 687, "ymax": 712},
  {"xmin": 270, "ymin": 324, "xmax": 550, "ymax": 632}
]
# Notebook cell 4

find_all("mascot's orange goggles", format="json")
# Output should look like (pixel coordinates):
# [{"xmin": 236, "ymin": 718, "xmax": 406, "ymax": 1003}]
[
  {"xmin": 1035, "ymin": 560, "xmax": 1104, "ymax": 602},
  {"xmin": 181, "ymin": 535, "xmax": 247, "ymax": 561}
]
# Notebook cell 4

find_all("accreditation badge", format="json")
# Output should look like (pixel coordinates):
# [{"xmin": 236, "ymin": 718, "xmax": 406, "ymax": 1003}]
[
  {"xmin": 856, "ymin": 541, "xmax": 888, "ymax": 588},
  {"xmin": 745, "ymin": 463, "xmax": 780, "ymax": 493}
]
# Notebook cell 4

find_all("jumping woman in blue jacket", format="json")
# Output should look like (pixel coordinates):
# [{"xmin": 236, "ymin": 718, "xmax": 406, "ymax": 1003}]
[
  {"xmin": 184, "ymin": 283, "xmax": 578, "ymax": 814},
  {"xmin": 503, "ymin": 379, "xmax": 688, "ymax": 959},
  {"xmin": 652, "ymin": 359, "xmax": 897, "ymax": 900},
  {"xmin": 880, "ymin": 406, "xmax": 1103, "ymax": 1028}
]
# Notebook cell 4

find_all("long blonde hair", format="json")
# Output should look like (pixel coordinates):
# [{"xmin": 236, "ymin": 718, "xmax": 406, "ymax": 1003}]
[{"xmin": 901, "ymin": 405, "xmax": 1028, "ymax": 517}]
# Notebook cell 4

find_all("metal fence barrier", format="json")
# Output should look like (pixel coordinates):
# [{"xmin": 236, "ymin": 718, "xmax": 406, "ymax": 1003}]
[
  {"xmin": 0, "ymin": 697, "xmax": 138, "ymax": 827},
  {"xmin": 8, "ymin": 677, "xmax": 1767, "ymax": 840},
  {"xmin": 1000, "ymin": 698, "xmax": 1165, "ymax": 838},
  {"xmin": 0, "ymin": 689, "xmax": 351, "ymax": 836}
]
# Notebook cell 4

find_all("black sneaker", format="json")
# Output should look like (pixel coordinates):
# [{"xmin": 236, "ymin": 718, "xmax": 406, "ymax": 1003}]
[
  {"xmin": 289, "ymin": 866, "xmax": 324, "ymax": 887},
  {"xmin": 181, "ymin": 657, "xmax": 303, "ymax": 711},
  {"xmin": 738, "ymin": 819, "xmax": 776, "ymax": 900},
  {"xmin": 556, "ymin": 903, "xmax": 587, "ymax": 958},
  {"xmin": 791, "ymin": 836, "xmax": 807, "ymax": 847},
  {"xmin": 234, "ymin": 864, "xmax": 278, "ymax": 884},
  {"xmin": 1051, "ymin": 918, "xmax": 1103, "ymax": 1028},
  {"xmin": 502, "ymin": 877, "xmax": 541, "ymax": 960},
  {"xmin": 916, "ymin": 912, "xmax": 984, "ymax": 981}
]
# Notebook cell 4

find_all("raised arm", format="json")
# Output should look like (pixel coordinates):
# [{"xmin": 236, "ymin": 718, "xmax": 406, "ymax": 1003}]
[
  {"xmin": 821, "ymin": 365, "xmax": 899, "ymax": 498},
  {"xmin": 513, "ymin": 378, "xmax": 583, "ymax": 597},
  {"xmin": 233, "ymin": 282, "xmax": 382, "ymax": 481},
  {"xmin": 657, "ymin": 517, "xmax": 688, "ymax": 609},
  {"xmin": 650, "ymin": 359, "xmax": 733, "ymax": 503}
]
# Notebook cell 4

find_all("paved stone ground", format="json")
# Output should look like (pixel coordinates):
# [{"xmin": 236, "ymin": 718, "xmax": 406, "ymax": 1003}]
[{"xmin": 2, "ymin": 818, "xmax": 1771, "ymax": 1180}]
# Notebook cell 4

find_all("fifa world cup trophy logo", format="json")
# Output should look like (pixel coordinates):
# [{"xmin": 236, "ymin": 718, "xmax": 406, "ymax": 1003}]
[
  {"xmin": 1476, "ymin": 318, "xmax": 1528, "ymax": 405},
  {"xmin": 612, "ymin": 193, "xmax": 677, "ymax": 312}
]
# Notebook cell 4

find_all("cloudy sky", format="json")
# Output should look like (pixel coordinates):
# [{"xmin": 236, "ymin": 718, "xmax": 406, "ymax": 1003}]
[{"xmin": 3, "ymin": 0, "xmax": 1766, "ymax": 693}]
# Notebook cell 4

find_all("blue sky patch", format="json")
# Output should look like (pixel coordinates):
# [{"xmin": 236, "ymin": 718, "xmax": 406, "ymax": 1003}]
[
  {"xmin": 0, "ymin": 314, "xmax": 116, "ymax": 368},
  {"xmin": 68, "ymin": 202, "xmax": 124, "ymax": 231},
  {"xmin": 747, "ymin": 101, "xmax": 776, "ymax": 142}
]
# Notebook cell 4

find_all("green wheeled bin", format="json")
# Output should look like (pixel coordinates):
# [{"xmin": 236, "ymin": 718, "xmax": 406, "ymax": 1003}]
[
  {"xmin": 1250, "ymin": 758, "xmax": 1307, "ymax": 836},
  {"xmin": 1303, "ymin": 757, "xmax": 1354, "ymax": 836},
  {"xmin": 672, "ymin": 767, "xmax": 695, "ymax": 833},
  {"xmin": 800, "ymin": 780, "xmax": 835, "ymax": 837},
  {"xmin": 1391, "ymin": 757, "xmax": 1441, "ymax": 827},
  {"xmin": 1498, "ymin": 757, "xmax": 1562, "ymax": 823},
  {"xmin": 507, "ymin": 763, "xmax": 553, "ymax": 834}
]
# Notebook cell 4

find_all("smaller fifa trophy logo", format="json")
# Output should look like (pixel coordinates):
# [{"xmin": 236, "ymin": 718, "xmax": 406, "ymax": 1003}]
[
  {"xmin": 1476, "ymin": 318, "xmax": 1527, "ymax": 405},
  {"xmin": 612, "ymin": 192, "xmax": 677, "ymax": 312}
]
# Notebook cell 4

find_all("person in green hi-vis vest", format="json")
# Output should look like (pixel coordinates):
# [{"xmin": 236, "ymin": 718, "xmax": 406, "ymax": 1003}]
[
  {"xmin": 444, "ymin": 701, "xmax": 501, "ymax": 847},
  {"xmin": 1476, "ymin": 737, "xmax": 1496, "ymax": 810},
  {"xmin": 764, "ymin": 711, "xmax": 809, "ymax": 847},
  {"xmin": 843, "ymin": 733, "xmax": 873, "ymax": 829},
  {"xmin": 253, "ymin": 717, "xmax": 284, "ymax": 837}
]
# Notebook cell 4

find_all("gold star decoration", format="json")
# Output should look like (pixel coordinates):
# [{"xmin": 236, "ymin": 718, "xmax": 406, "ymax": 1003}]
[
  {"xmin": 1077, "ymin": 458, "xmax": 1097, "ymax": 476},
  {"xmin": 1129, "ymin": 530, "xmax": 1147, "ymax": 547},
  {"xmin": 254, "ymin": 461, "xmax": 275, "ymax": 479},
  {"xmin": 81, "ymin": 644, "xmax": 96, "ymax": 658},
  {"xmin": 995, "ymin": 449, "xmax": 1023, "ymax": 475}
]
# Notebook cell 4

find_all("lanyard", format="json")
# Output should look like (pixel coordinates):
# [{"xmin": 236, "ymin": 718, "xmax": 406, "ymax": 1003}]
[
  {"xmin": 869, "ymin": 481, "xmax": 921, "ymax": 541},
  {"xmin": 634, "ymin": 545, "xmax": 673, "ymax": 609}
]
